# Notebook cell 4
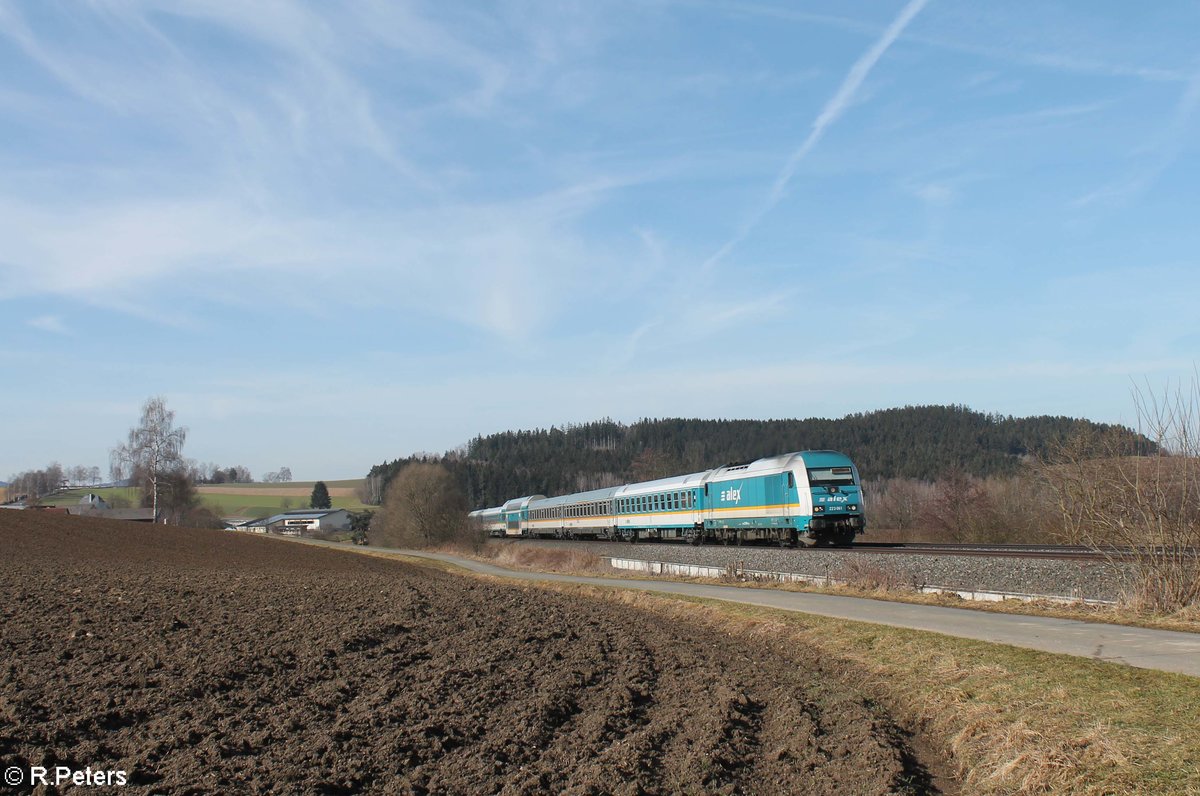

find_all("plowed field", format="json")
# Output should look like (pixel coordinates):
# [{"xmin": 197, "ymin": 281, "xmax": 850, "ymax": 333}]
[{"xmin": 0, "ymin": 512, "xmax": 945, "ymax": 794}]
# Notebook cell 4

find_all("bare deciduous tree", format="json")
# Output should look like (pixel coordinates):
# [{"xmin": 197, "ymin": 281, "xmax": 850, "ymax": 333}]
[
  {"xmin": 357, "ymin": 474, "xmax": 385, "ymax": 505},
  {"xmin": 112, "ymin": 396, "xmax": 187, "ymax": 523},
  {"xmin": 1039, "ymin": 377, "xmax": 1200, "ymax": 613},
  {"xmin": 368, "ymin": 463, "xmax": 473, "ymax": 549},
  {"xmin": 864, "ymin": 478, "xmax": 934, "ymax": 534}
]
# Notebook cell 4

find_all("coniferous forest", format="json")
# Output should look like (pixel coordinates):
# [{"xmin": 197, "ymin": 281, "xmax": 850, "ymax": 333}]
[{"xmin": 366, "ymin": 405, "xmax": 1150, "ymax": 510}]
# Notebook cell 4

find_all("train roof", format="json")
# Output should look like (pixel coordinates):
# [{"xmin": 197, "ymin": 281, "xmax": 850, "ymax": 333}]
[
  {"xmin": 468, "ymin": 506, "xmax": 503, "ymax": 518},
  {"xmin": 533, "ymin": 485, "xmax": 623, "ymax": 508},
  {"xmin": 501, "ymin": 495, "xmax": 545, "ymax": 512},
  {"xmin": 615, "ymin": 469, "xmax": 710, "ymax": 496},
  {"xmin": 491, "ymin": 451, "xmax": 858, "ymax": 508}
]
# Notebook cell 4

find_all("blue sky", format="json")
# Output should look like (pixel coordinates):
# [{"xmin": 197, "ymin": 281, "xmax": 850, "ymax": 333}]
[{"xmin": 2, "ymin": 1, "xmax": 1198, "ymax": 480}]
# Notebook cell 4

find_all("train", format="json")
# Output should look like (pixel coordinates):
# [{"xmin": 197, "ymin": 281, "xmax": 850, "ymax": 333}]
[{"xmin": 468, "ymin": 450, "xmax": 865, "ymax": 547}]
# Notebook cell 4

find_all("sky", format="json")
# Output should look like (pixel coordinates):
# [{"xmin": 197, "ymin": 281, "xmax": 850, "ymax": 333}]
[{"xmin": 2, "ymin": 0, "xmax": 1199, "ymax": 481}]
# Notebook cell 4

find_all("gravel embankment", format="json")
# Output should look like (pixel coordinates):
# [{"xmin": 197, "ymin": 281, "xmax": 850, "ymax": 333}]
[{"xmin": 494, "ymin": 539, "xmax": 1128, "ymax": 602}]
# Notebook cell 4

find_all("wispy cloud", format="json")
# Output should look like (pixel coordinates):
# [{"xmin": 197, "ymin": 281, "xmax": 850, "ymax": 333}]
[
  {"xmin": 1072, "ymin": 72, "xmax": 1200, "ymax": 208},
  {"xmin": 701, "ymin": 0, "xmax": 929, "ymax": 272},
  {"xmin": 0, "ymin": 176, "xmax": 641, "ymax": 342},
  {"xmin": 27, "ymin": 315, "xmax": 69, "ymax": 335}
]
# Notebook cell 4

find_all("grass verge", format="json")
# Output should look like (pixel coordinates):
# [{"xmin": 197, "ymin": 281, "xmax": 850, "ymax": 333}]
[{"xmin": 447, "ymin": 541, "xmax": 1200, "ymax": 634}]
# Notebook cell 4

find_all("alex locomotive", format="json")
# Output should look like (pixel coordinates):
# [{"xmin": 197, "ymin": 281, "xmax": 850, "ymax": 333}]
[{"xmin": 468, "ymin": 450, "xmax": 865, "ymax": 547}]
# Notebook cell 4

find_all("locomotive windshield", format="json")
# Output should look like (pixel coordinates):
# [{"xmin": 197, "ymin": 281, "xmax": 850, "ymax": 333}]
[{"xmin": 806, "ymin": 466, "xmax": 856, "ymax": 487}]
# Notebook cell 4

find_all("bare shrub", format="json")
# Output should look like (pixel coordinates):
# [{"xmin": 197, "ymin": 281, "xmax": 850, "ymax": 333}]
[
  {"xmin": 831, "ymin": 559, "xmax": 914, "ymax": 593},
  {"xmin": 864, "ymin": 478, "xmax": 935, "ymax": 535},
  {"xmin": 1038, "ymin": 377, "xmax": 1200, "ymax": 614},
  {"xmin": 483, "ymin": 545, "xmax": 604, "ymax": 573},
  {"xmin": 917, "ymin": 470, "xmax": 1060, "ymax": 544},
  {"xmin": 867, "ymin": 473, "xmax": 1062, "ymax": 544}
]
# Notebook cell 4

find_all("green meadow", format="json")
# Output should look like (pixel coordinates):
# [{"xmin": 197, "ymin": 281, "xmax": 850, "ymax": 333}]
[{"xmin": 42, "ymin": 482, "xmax": 374, "ymax": 519}]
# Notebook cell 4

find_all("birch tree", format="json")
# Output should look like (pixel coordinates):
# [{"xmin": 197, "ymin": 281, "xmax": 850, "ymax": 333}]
[{"xmin": 112, "ymin": 396, "xmax": 187, "ymax": 523}]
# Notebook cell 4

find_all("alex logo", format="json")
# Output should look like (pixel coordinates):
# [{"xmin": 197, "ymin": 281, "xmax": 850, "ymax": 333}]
[
  {"xmin": 720, "ymin": 486, "xmax": 742, "ymax": 504},
  {"xmin": 818, "ymin": 495, "xmax": 849, "ymax": 503}
]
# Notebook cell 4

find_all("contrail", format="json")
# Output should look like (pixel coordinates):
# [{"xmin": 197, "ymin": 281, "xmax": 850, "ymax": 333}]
[{"xmin": 702, "ymin": 0, "xmax": 930, "ymax": 272}]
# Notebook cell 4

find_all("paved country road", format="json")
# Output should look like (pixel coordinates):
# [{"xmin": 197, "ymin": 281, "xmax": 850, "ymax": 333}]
[{"xmin": 295, "ymin": 540, "xmax": 1200, "ymax": 678}]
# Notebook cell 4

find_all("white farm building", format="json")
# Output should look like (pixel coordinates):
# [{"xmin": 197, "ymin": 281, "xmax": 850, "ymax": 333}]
[{"xmin": 238, "ymin": 509, "xmax": 351, "ymax": 536}]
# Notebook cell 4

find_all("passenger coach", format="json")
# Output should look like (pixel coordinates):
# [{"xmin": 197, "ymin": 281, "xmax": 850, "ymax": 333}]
[{"xmin": 472, "ymin": 450, "xmax": 865, "ymax": 547}]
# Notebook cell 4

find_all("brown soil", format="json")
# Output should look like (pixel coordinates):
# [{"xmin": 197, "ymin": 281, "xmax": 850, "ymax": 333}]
[{"xmin": 0, "ymin": 512, "xmax": 945, "ymax": 794}]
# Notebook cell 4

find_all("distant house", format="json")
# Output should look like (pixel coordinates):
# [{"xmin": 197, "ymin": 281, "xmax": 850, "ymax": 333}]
[
  {"xmin": 79, "ymin": 493, "xmax": 109, "ymax": 510},
  {"xmin": 236, "ymin": 509, "xmax": 351, "ymax": 537}
]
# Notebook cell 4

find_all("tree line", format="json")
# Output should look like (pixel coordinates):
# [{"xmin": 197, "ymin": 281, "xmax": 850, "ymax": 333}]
[{"xmin": 366, "ymin": 405, "xmax": 1151, "ymax": 509}]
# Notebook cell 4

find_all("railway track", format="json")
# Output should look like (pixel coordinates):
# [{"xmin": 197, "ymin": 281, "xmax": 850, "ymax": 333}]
[
  {"xmin": 500, "ymin": 536, "xmax": 1129, "ymax": 560},
  {"xmin": 846, "ymin": 542, "xmax": 1108, "ymax": 560}
]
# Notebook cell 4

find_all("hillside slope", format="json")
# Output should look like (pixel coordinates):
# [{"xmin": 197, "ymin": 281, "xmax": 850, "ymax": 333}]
[{"xmin": 370, "ymin": 405, "xmax": 1149, "ymax": 508}]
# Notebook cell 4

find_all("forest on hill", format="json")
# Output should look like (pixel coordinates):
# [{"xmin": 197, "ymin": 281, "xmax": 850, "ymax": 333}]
[{"xmin": 367, "ymin": 405, "xmax": 1150, "ymax": 509}]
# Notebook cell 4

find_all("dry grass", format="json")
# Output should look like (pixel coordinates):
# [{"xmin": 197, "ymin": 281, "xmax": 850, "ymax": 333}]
[
  {"xmin": 447, "ymin": 542, "xmax": 607, "ymax": 574},
  {"xmin": 829, "ymin": 558, "xmax": 917, "ymax": 593}
]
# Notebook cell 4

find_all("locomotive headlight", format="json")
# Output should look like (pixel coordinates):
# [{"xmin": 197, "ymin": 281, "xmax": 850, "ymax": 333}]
[
  {"xmin": 812, "ymin": 506, "xmax": 824, "ymax": 513},
  {"xmin": 848, "ymin": 504, "xmax": 858, "ymax": 511}
]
